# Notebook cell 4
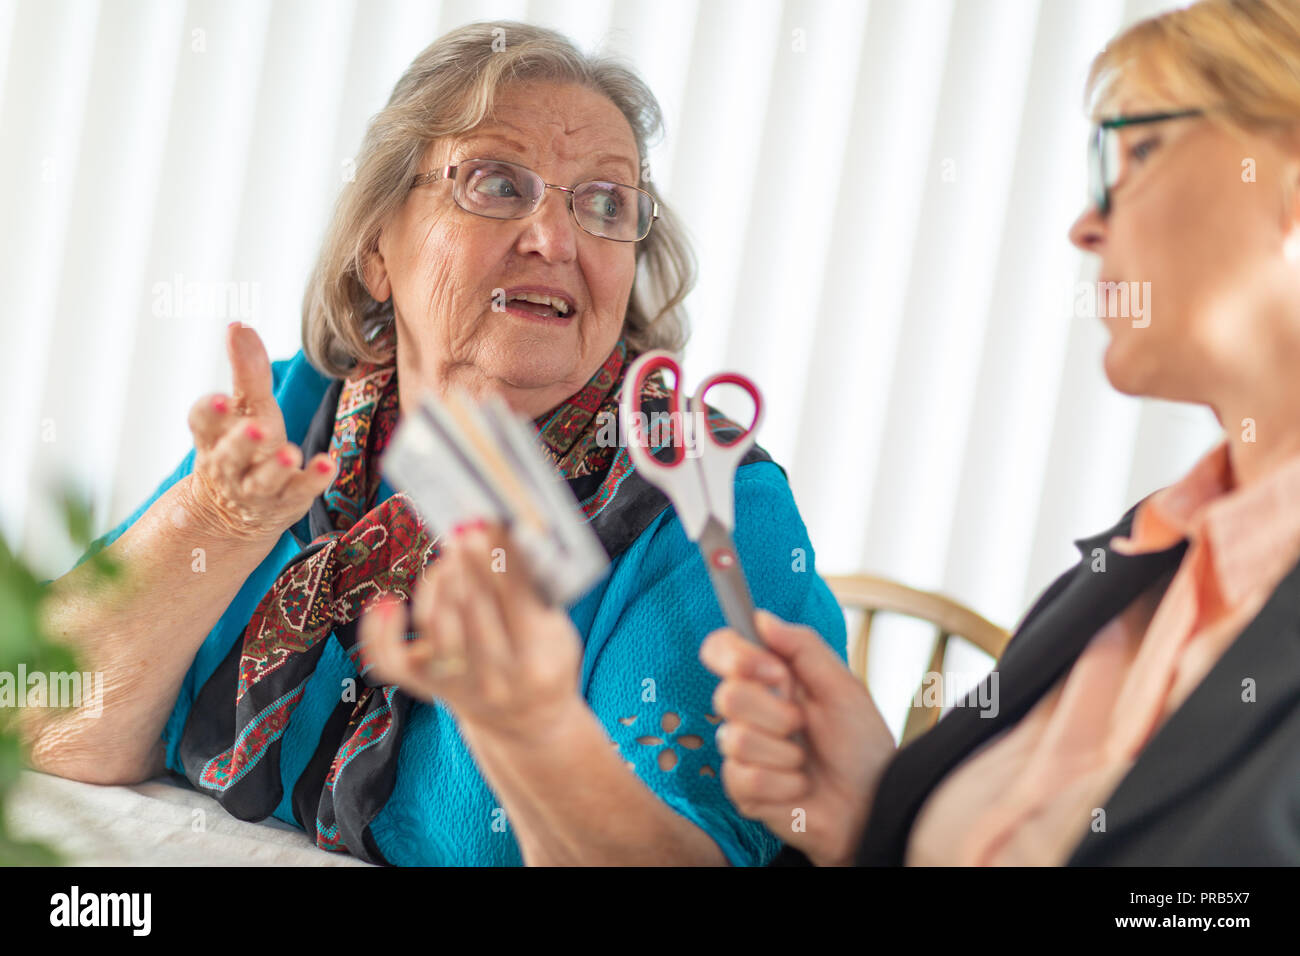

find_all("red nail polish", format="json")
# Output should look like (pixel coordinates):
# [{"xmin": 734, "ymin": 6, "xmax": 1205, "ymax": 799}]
[
  {"xmin": 315, "ymin": 458, "xmax": 333, "ymax": 473},
  {"xmin": 377, "ymin": 594, "xmax": 403, "ymax": 620},
  {"xmin": 245, "ymin": 423, "xmax": 264, "ymax": 441},
  {"xmin": 450, "ymin": 518, "xmax": 487, "ymax": 538},
  {"xmin": 276, "ymin": 448, "xmax": 294, "ymax": 466},
  {"xmin": 211, "ymin": 396, "xmax": 228, "ymax": 414}
]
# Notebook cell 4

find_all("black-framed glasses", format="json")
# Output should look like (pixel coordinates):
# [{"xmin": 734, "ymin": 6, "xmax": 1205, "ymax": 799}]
[
  {"xmin": 409, "ymin": 157, "xmax": 659, "ymax": 242},
  {"xmin": 1088, "ymin": 108, "xmax": 1204, "ymax": 216}
]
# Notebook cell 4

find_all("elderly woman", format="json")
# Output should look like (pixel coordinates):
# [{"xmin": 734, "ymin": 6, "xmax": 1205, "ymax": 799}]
[
  {"xmin": 25, "ymin": 21, "xmax": 846, "ymax": 866},
  {"xmin": 703, "ymin": 0, "xmax": 1300, "ymax": 866}
]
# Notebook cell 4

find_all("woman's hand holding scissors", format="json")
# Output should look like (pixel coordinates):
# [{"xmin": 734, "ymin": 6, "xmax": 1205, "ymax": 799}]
[
  {"xmin": 700, "ymin": 610, "xmax": 896, "ymax": 866},
  {"xmin": 623, "ymin": 351, "xmax": 895, "ymax": 863}
]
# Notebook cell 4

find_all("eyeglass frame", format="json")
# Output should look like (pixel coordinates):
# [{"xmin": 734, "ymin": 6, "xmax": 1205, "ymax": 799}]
[
  {"xmin": 1088, "ymin": 108, "xmax": 1204, "ymax": 217},
  {"xmin": 408, "ymin": 158, "xmax": 661, "ymax": 242}
]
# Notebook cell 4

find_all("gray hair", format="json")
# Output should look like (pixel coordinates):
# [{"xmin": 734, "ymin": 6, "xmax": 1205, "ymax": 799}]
[{"xmin": 301, "ymin": 20, "xmax": 696, "ymax": 378}]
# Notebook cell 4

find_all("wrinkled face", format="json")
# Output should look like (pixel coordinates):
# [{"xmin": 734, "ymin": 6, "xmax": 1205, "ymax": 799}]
[
  {"xmin": 364, "ymin": 81, "xmax": 641, "ymax": 418},
  {"xmin": 1068, "ymin": 92, "xmax": 1300, "ymax": 404}
]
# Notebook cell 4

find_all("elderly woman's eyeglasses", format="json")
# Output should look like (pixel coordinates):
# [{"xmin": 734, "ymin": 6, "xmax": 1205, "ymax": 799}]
[
  {"xmin": 410, "ymin": 158, "xmax": 660, "ymax": 242},
  {"xmin": 1088, "ymin": 108, "xmax": 1203, "ymax": 217}
]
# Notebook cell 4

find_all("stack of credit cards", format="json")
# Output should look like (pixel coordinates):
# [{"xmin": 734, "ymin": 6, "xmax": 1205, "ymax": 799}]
[{"xmin": 381, "ymin": 389, "xmax": 609, "ymax": 607}]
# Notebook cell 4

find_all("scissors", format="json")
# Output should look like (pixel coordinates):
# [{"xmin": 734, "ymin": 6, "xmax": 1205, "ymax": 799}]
[{"xmin": 620, "ymin": 350, "xmax": 766, "ymax": 646}]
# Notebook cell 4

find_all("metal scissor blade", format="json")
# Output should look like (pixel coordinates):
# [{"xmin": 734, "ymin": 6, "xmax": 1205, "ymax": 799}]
[{"xmin": 696, "ymin": 517, "xmax": 762, "ymax": 646}]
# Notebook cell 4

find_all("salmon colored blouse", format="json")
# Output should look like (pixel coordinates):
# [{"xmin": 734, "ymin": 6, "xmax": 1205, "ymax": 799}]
[{"xmin": 906, "ymin": 441, "xmax": 1300, "ymax": 865}]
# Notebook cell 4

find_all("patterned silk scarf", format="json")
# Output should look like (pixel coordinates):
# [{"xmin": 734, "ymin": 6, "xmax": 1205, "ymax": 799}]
[{"xmin": 177, "ymin": 326, "xmax": 659, "ymax": 863}]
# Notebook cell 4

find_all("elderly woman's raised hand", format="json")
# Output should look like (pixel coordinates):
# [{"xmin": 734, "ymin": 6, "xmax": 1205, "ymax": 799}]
[
  {"xmin": 699, "ymin": 611, "xmax": 896, "ymax": 866},
  {"xmin": 183, "ymin": 323, "xmax": 337, "ymax": 542}
]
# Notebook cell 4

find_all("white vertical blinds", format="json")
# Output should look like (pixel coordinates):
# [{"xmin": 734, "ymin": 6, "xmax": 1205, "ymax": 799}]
[{"xmin": 2, "ymin": 0, "xmax": 1218, "ymax": 732}]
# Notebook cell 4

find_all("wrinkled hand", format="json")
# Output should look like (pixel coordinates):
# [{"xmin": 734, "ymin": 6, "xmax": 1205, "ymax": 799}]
[
  {"xmin": 182, "ymin": 323, "xmax": 336, "ymax": 541},
  {"xmin": 699, "ymin": 610, "xmax": 895, "ymax": 866},
  {"xmin": 358, "ymin": 522, "xmax": 584, "ymax": 742}
]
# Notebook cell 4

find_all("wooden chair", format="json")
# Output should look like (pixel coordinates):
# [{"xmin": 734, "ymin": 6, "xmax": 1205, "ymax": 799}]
[{"xmin": 824, "ymin": 574, "xmax": 1011, "ymax": 747}]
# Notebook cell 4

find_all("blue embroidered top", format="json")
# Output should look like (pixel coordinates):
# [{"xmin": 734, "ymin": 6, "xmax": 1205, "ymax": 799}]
[{"xmin": 76, "ymin": 349, "xmax": 847, "ymax": 866}]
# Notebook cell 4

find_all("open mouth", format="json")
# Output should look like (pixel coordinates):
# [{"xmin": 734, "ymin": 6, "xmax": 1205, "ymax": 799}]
[{"xmin": 500, "ymin": 289, "xmax": 576, "ymax": 320}]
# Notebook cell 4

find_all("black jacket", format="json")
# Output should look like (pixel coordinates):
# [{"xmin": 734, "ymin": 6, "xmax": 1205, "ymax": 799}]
[{"xmin": 772, "ymin": 503, "xmax": 1300, "ymax": 865}]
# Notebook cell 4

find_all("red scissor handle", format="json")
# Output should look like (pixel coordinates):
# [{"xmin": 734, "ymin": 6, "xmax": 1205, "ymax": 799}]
[
  {"xmin": 695, "ymin": 372, "xmax": 764, "ymax": 449},
  {"xmin": 627, "ymin": 351, "xmax": 686, "ymax": 468}
]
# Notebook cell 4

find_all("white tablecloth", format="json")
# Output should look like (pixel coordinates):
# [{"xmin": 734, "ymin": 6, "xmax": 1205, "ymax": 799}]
[{"xmin": 7, "ymin": 769, "xmax": 375, "ymax": 866}]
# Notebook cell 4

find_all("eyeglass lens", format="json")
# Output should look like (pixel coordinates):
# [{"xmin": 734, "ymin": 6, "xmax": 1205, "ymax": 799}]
[
  {"xmin": 1089, "ymin": 126, "xmax": 1128, "ymax": 213},
  {"xmin": 454, "ymin": 159, "xmax": 652, "ymax": 241}
]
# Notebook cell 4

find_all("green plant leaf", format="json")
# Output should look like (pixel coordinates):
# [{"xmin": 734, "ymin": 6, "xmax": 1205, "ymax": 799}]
[{"xmin": 0, "ymin": 483, "xmax": 114, "ymax": 869}]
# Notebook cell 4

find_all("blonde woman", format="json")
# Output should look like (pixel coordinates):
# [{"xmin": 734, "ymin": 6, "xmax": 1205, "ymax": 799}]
[
  {"xmin": 25, "ymin": 21, "xmax": 846, "ymax": 866},
  {"xmin": 702, "ymin": 0, "xmax": 1300, "ymax": 865}
]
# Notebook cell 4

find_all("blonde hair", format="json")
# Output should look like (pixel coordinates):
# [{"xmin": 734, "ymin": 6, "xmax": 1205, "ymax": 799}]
[
  {"xmin": 1085, "ymin": 0, "xmax": 1300, "ymax": 136},
  {"xmin": 302, "ymin": 20, "xmax": 696, "ymax": 379}
]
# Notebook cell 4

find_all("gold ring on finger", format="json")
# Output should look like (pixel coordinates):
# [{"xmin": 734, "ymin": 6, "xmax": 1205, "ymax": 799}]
[{"xmin": 426, "ymin": 653, "xmax": 468, "ymax": 678}]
